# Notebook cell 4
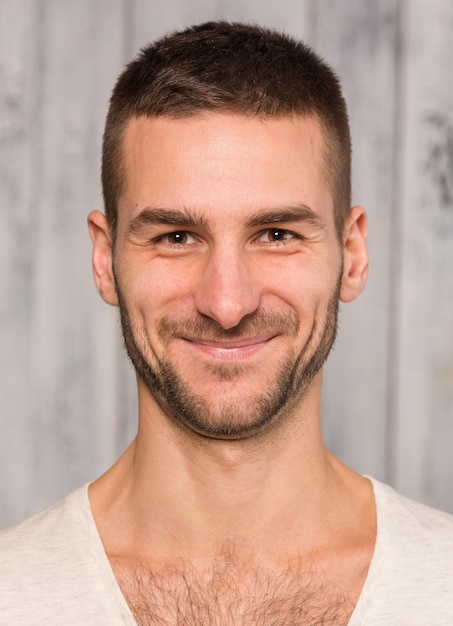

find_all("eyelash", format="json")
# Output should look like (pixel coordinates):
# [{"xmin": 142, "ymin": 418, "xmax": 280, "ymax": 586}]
[
  {"xmin": 157, "ymin": 231, "xmax": 197, "ymax": 246},
  {"xmin": 255, "ymin": 228, "xmax": 298, "ymax": 243},
  {"xmin": 153, "ymin": 228, "xmax": 300, "ymax": 248}
]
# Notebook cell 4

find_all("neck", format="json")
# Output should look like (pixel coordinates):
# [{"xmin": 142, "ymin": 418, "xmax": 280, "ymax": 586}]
[{"xmin": 89, "ymin": 373, "xmax": 372, "ymax": 563}]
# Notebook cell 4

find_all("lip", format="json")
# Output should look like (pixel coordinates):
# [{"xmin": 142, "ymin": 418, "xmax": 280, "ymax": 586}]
[{"xmin": 181, "ymin": 335, "xmax": 276, "ymax": 361}]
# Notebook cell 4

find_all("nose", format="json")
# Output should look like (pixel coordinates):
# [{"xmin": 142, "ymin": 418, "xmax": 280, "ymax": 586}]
[{"xmin": 194, "ymin": 247, "xmax": 261, "ymax": 329}]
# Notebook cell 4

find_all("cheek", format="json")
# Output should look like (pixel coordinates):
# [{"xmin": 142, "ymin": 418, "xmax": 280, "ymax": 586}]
[
  {"xmin": 262, "ymin": 257, "xmax": 337, "ymax": 316},
  {"xmin": 121, "ymin": 258, "xmax": 198, "ymax": 320}
]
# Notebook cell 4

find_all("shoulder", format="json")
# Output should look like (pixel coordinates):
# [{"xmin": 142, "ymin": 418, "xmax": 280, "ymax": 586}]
[
  {"xmin": 371, "ymin": 477, "xmax": 453, "ymax": 552},
  {"xmin": 350, "ymin": 478, "xmax": 453, "ymax": 625},
  {"xmin": 0, "ymin": 486, "xmax": 89, "ymax": 567},
  {"xmin": 0, "ymin": 485, "xmax": 123, "ymax": 624},
  {"xmin": 0, "ymin": 486, "xmax": 94, "ymax": 597},
  {"xmin": 357, "ymin": 478, "xmax": 453, "ymax": 624}
]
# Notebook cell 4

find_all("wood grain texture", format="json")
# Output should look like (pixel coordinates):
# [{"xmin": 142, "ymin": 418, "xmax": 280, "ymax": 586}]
[
  {"xmin": 130, "ymin": 0, "xmax": 312, "ymax": 65},
  {"xmin": 0, "ymin": 0, "xmax": 125, "ymax": 525},
  {"xmin": 394, "ymin": 0, "xmax": 453, "ymax": 510},
  {"xmin": 1, "ymin": 0, "xmax": 452, "ymax": 527},
  {"xmin": 314, "ymin": 0, "xmax": 400, "ymax": 482},
  {"xmin": 0, "ymin": 0, "xmax": 39, "ymax": 525}
]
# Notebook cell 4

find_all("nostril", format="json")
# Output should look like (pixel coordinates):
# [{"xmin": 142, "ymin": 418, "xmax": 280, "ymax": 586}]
[{"xmin": 194, "ymin": 262, "xmax": 260, "ymax": 330}]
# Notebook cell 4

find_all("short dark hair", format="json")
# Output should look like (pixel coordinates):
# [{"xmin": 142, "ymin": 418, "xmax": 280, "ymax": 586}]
[{"xmin": 102, "ymin": 21, "xmax": 351, "ymax": 238}]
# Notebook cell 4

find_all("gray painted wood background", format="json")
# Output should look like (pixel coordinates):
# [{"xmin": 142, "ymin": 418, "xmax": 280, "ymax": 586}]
[{"xmin": 1, "ymin": 0, "xmax": 452, "ymax": 528}]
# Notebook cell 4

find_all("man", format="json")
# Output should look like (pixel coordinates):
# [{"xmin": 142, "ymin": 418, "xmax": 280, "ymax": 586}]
[{"xmin": 1, "ymin": 21, "xmax": 453, "ymax": 626}]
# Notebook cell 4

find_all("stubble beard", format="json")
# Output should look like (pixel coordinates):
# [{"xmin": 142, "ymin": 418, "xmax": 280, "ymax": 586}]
[{"xmin": 115, "ymin": 275, "xmax": 341, "ymax": 440}]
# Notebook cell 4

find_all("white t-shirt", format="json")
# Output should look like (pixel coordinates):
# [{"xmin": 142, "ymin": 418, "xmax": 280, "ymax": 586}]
[{"xmin": 1, "ymin": 478, "xmax": 453, "ymax": 625}]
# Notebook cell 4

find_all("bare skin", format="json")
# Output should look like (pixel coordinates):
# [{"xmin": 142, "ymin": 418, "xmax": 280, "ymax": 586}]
[{"xmin": 88, "ymin": 113, "xmax": 371, "ymax": 624}]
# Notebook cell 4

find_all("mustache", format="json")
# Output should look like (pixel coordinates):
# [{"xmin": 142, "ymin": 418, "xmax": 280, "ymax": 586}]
[{"xmin": 157, "ymin": 309, "xmax": 299, "ymax": 342}]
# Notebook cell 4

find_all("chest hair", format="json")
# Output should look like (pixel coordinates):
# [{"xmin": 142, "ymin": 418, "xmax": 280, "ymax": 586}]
[{"xmin": 113, "ymin": 554, "xmax": 358, "ymax": 626}]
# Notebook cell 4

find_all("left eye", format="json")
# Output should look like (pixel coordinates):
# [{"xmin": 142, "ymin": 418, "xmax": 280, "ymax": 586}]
[{"xmin": 256, "ymin": 229, "xmax": 294, "ymax": 242}]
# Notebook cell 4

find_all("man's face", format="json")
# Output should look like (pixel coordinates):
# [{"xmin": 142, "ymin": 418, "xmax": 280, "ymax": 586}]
[{"xmin": 111, "ymin": 113, "xmax": 345, "ymax": 439}]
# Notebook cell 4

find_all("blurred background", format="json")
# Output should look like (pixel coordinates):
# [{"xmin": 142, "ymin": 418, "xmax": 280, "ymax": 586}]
[{"xmin": 1, "ymin": 0, "xmax": 452, "ymax": 527}]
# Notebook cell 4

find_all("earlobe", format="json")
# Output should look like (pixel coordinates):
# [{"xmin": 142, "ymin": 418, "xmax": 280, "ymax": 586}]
[
  {"xmin": 87, "ymin": 210, "xmax": 119, "ymax": 306},
  {"xmin": 340, "ymin": 205, "xmax": 369, "ymax": 303}
]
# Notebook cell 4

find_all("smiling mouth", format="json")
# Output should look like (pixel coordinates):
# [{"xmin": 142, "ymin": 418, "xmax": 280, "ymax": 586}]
[{"xmin": 181, "ymin": 336, "xmax": 276, "ymax": 360}]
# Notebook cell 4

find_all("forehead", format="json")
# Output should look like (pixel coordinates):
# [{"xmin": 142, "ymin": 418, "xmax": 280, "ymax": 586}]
[{"xmin": 118, "ymin": 113, "xmax": 333, "ymax": 226}]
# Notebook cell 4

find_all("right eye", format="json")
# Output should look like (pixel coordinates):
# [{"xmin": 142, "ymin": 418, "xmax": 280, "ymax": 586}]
[{"xmin": 158, "ymin": 231, "xmax": 198, "ymax": 246}]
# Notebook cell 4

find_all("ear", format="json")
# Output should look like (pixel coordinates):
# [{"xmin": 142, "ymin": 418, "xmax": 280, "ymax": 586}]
[
  {"xmin": 340, "ymin": 205, "xmax": 368, "ymax": 303},
  {"xmin": 87, "ymin": 210, "xmax": 118, "ymax": 306}
]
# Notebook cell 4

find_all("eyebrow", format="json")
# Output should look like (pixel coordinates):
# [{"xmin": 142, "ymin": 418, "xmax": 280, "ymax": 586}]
[
  {"xmin": 127, "ymin": 203, "xmax": 325, "ymax": 235},
  {"xmin": 245, "ymin": 204, "xmax": 325, "ymax": 229},
  {"xmin": 127, "ymin": 207, "xmax": 209, "ymax": 235}
]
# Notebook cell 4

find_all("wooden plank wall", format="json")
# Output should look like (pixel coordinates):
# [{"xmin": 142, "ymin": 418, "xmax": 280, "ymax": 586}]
[{"xmin": 1, "ymin": 0, "xmax": 452, "ymax": 527}]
